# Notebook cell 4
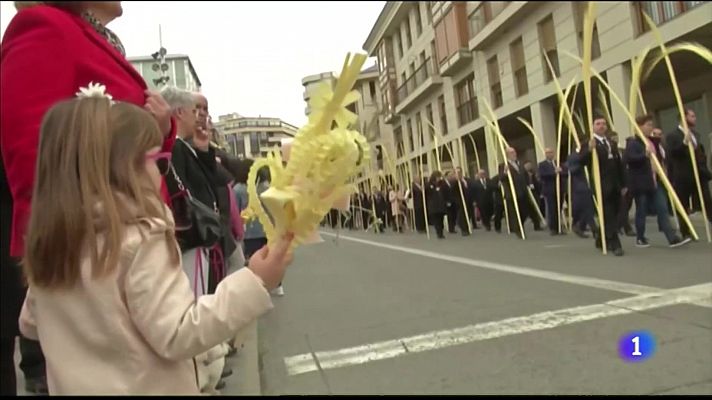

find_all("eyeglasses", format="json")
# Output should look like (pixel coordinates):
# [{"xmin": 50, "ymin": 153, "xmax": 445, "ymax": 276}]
[{"xmin": 145, "ymin": 152, "xmax": 172, "ymax": 176}]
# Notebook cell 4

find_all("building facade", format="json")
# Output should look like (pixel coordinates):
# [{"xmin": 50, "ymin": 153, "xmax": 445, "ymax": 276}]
[
  {"xmin": 128, "ymin": 54, "xmax": 202, "ymax": 92},
  {"xmin": 363, "ymin": 1, "xmax": 712, "ymax": 177},
  {"xmin": 301, "ymin": 66, "xmax": 396, "ymax": 186},
  {"xmin": 214, "ymin": 113, "xmax": 298, "ymax": 159}
]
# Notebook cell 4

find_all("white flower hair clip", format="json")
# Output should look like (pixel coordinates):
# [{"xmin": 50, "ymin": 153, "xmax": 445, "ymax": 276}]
[{"xmin": 75, "ymin": 82, "xmax": 114, "ymax": 103}]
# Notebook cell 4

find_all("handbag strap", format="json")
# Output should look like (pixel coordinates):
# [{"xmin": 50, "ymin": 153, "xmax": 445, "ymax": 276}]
[{"xmin": 169, "ymin": 164, "xmax": 193, "ymax": 200}]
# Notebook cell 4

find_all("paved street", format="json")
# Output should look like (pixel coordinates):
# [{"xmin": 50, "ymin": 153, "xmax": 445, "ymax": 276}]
[{"xmin": 258, "ymin": 218, "xmax": 712, "ymax": 395}]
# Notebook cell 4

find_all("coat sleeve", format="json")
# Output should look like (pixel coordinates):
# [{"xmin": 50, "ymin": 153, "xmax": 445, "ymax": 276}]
[
  {"xmin": 0, "ymin": 9, "xmax": 78, "ymax": 256},
  {"xmin": 665, "ymin": 130, "xmax": 687, "ymax": 158},
  {"xmin": 625, "ymin": 139, "xmax": 647, "ymax": 166},
  {"xmin": 125, "ymin": 230, "xmax": 273, "ymax": 361}
]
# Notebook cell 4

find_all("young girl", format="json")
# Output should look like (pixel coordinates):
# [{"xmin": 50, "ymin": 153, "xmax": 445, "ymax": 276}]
[{"xmin": 19, "ymin": 93, "xmax": 293, "ymax": 395}]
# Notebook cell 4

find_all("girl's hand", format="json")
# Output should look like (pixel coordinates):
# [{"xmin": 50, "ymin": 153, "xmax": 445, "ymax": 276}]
[{"xmin": 248, "ymin": 233, "xmax": 294, "ymax": 290}]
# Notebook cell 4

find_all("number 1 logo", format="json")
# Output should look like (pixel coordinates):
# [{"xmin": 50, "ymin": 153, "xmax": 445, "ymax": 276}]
[{"xmin": 619, "ymin": 331, "xmax": 655, "ymax": 362}]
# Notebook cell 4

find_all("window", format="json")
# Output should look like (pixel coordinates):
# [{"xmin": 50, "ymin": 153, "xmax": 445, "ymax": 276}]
[
  {"xmin": 415, "ymin": 6, "xmax": 423, "ymax": 37},
  {"xmin": 468, "ymin": 3, "xmax": 491, "ymax": 39},
  {"xmin": 425, "ymin": 104, "xmax": 435, "ymax": 143},
  {"xmin": 636, "ymin": 2, "xmax": 704, "ymax": 34},
  {"xmin": 249, "ymin": 132, "xmax": 260, "ymax": 155},
  {"xmin": 369, "ymin": 81, "xmax": 377, "ymax": 102},
  {"xmin": 487, "ymin": 56, "xmax": 503, "ymax": 108},
  {"xmin": 573, "ymin": 2, "xmax": 601, "ymax": 59},
  {"xmin": 174, "ymin": 60, "xmax": 186, "ymax": 88},
  {"xmin": 510, "ymin": 37, "xmax": 528, "ymax": 97},
  {"xmin": 404, "ymin": 18, "xmax": 412, "ymax": 49},
  {"xmin": 415, "ymin": 111, "xmax": 424, "ymax": 147},
  {"xmin": 394, "ymin": 126, "xmax": 404, "ymax": 157},
  {"xmin": 236, "ymin": 136, "xmax": 246, "ymax": 158},
  {"xmin": 401, "ymin": 72, "xmax": 407, "ymax": 86},
  {"xmin": 455, "ymin": 74, "xmax": 478, "ymax": 126},
  {"xmin": 394, "ymin": 33, "xmax": 403, "ymax": 59},
  {"xmin": 426, "ymin": 1, "xmax": 433, "ymax": 25},
  {"xmin": 420, "ymin": 51, "xmax": 426, "ymax": 66},
  {"xmin": 438, "ymin": 95, "xmax": 448, "ymax": 135},
  {"xmin": 410, "ymin": 62, "xmax": 416, "ymax": 77},
  {"xmin": 406, "ymin": 118, "xmax": 415, "ymax": 152},
  {"xmin": 538, "ymin": 14, "xmax": 559, "ymax": 82}
]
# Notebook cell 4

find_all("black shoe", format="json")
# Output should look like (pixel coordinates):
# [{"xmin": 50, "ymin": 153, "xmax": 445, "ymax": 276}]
[
  {"xmin": 215, "ymin": 380, "xmax": 226, "ymax": 391},
  {"xmin": 613, "ymin": 247, "xmax": 624, "ymax": 257},
  {"xmin": 534, "ymin": 227, "xmax": 544, "ymax": 232},
  {"xmin": 485, "ymin": 226, "xmax": 492, "ymax": 232},
  {"xmin": 573, "ymin": 226, "xmax": 589, "ymax": 239},
  {"xmin": 669, "ymin": 237, "xmax": 692, "ymax": 248},
  {"xmin": 635, "ymin": 238, "xmax": 650, "ymax": 248},
  {"xmin": 624, "ymin": 228, "xmax": 636, "ymax": 237},
  {"xmin": 461, "ymin": 232, "xmax": 470, "ymax": 237},
  {"xmin": 25, "ymin": 377, "xmax": 48, "ymax": 395},
  {"xmin": 595, "ymin": 238, "xmax": 602, "ymax": 250},
  {"xmin": 495, "ymin": 228, "xmax": 501, "ymax": 234},
  {"xmin": 437, "ymin": 234, "xmax": 445, "ymax": 239},
  {"xmin": 221, "ymin": 367, "xmax": 233, "ymax": 379}
]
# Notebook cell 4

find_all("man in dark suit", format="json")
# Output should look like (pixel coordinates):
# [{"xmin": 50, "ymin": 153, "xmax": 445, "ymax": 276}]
[
  {"xmin": 665, "ymin": 108, "xmax": 712, "ymax": 240},
  {"xmin": 538, "ymin": 148, "xmax": 567, "ymax": 235},
  {"xmin": 453, "ymin": 167, "xmax": 473, "ymax": 236},
  {"xmin": 498, "ymin": 147, "xmax": 530, "ymax": 239},
  {"xmin": 579, "ymin": 116, "xmax": 626, "ymax": 256},
  {"xmin": 473, "ymin": 169, "xmax": 495, "ymax": 231},
  {"xmin": 411, "ymin": 175, "xmax": 427, "ymax": 233},
  {"xmin": 524, "ymin": 161, "xmax": 544, "ymax": 231},
  {"xmin": 567, "ymin": 147, "xmax": 597, "ymax": 239},
  {"xmin": 443, "ymin": 171, "xmax": 458, "ymax": 233}
]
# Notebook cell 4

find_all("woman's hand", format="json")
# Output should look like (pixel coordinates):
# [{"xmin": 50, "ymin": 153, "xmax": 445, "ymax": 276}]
[
  {"xmin": 144, "ymin": 90, "xmax": 172, "ymax": 136},
  {"xmin": 248, "ymin": 233, "xmax": 295, "ymax": 290}
]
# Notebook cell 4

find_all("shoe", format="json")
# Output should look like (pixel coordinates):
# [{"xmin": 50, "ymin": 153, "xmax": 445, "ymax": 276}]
[
  {"xmin": 461, "ymin": 232, "xmax": 470, "ymax": 237},
  {"xmin": 215, "ymin": 380, "xmax": 226, "ymax": 391},
  {"xmin": 25, "ymin": 377, "xmax": 49, "ymax": 395},
  {"xmin": 271, "ymin": 285, "xmax": 285, "ymax": 297},
  {"xmin": 573, "ymin": 227, "xmax": 589, "ymax": 239},
  {"xmin": 635, "ymin": 238, "xmax": 650, "ymax": 248},
  {"xmin": 624, "ymin": 229, "xmax": 636, "ymax": 237},
  {"xmin": 221, "ymin": 367, "xmax": 233, "ymax": 379},
  {"xmin": 437, "ymin": 234, "xmax": 445, "ymax": 239},
  {"xmin": 495, "ymin": 229, "xmax": 501, "ymax": 234},
  {"xmin": 613, "ymin": 247, "xmax": 625, "ymax": 257},
  {"xmin": 534, "ymin": 227, "xmax": 544, "ymax": 232},
  {"xmin": 669, "ymin": 237, "xmax": 692, "ymax": 248},
  {"xmin": 550, "ymin": 231, "xmax": 559, "ymax": 236}
]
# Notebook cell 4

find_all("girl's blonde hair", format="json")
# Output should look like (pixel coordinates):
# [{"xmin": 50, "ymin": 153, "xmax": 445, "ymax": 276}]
[{"xmin": 24, "ymin": 97, "xmax": 179, "ymax": 289}]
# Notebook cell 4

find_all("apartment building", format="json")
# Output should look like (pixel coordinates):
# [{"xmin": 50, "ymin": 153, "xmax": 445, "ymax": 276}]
[
  {"xmin": 214, "ymin": 113, "xmax": 298, "ymax": 159},
  {"xmin": 128, "ymin": 54, "xmax": 202, "ymax": 92},
  {"xmin": 301, "ymin": 65, "xmax": 396, "ymax": 182},
  {"xmin": 363, "ymin": 1, "xmax": 712, "ymax": 176}
]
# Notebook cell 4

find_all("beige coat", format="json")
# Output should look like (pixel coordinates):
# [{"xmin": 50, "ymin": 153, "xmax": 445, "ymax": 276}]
[{"xmin": 19, "ymin": 202, "xmax": 273, "ymax": 395}]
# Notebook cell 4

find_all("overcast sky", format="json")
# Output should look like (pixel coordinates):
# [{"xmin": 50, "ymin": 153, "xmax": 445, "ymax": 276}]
[{"xmin": 0, "ymin": 1, "xmax": 384, "ymax": 127}]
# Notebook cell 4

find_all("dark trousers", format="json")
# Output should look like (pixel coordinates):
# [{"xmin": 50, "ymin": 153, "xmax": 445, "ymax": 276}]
[
  {"xmin": 478, "ymin": 203, "xmax": 493, "ymax": 230},
  {"xmin": 526, "ymin": 194, "xmax": 542, "ymax": 230},
  {"xmin": 493, "ymin": 201, "xmax": 504, "ymax": 232},
  {"xmin": 430, "ymin": 212, "xmax": 445, "ymax": 237},
  {"xmin": 601, "ymin": 190, "xmax": 622, "ymax": 250},
  {"xmin": 573, "ymin": 191, "xmax": 596, "ymax": 232},
  {"xmin": 617, "ymin": 191, "xmax": 634, "ymax": 233},
  {"xmin": 244, "ymin": 237, "xmax": 268, "ymax": 261},
  {"xmin": 634, "ymin": 186, "xmax": 677, "ymax": 243},
  {"xmin": 506, "ymin": 195, "xmax": 530, "ymax": 236},
  {"xmin": 544, "ymin": 192, "xmax": 562, "ymax": 233},
  {"xmin": 414, "ymin": 207, "xmax": 426, "ymax": 232},
  {"xmin": 674, "ymin": 179, "xmax": 712, "ymax": 237},
  {"xmin": 445, "ymin": 205, "xmax": 457, "ymax": 233},
  {"xmin": 455, "ymin": 206, "xmax": 471, "ymax": 234}
]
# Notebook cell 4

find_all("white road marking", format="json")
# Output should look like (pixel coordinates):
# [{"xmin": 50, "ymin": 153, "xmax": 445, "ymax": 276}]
[
  {"xmin": 285, "ymin": 283, "xmax": 712, "ymax": 376},
  {"xmin": 319, "ymin": 231, "xmax": 711, "ymax": 308}
]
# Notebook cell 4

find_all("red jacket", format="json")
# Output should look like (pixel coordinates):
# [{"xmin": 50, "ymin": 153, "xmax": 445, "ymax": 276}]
[{"xmin": 0, "ymin": 6, "xmax": 177, "ymax": 258}]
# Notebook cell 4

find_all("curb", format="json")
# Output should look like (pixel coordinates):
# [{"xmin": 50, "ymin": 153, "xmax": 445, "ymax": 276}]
[{"xmin": 223, "ymin": 320, "xmax": 261, "ymax": 396}]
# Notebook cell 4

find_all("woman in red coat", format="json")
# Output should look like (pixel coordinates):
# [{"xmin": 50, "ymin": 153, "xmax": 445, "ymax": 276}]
[{"xmin": 0, "ymin": 2, "xmax": 176, "ymax": 394}]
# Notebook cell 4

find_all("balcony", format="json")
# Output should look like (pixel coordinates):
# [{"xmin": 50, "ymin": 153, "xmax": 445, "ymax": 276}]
[
  {"xmin": 395, "ymin": 58, "xmax": 443, "ymax": 114},
  {"xmin": 469, "ymin": 2, "xmax": 538, "ymax": 51},
  {"xmin": 439, "ymin": 48, "xmax": 473, "ymax": 77}
]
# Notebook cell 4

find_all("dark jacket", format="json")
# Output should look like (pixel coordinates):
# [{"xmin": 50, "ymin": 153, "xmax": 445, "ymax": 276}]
[
  {"xmin": 665, "ymin": 127, "xmax": 712, "ymax": 185},
  {"xmin": 578, "ymin": 139, "xmax": 625, "ymax": 196},
  {"xmin": 426, "ymin": 179, "xmax": 448, "ymax": 214},
  {"xmin": 567, "ymin": 149, "xmax": 593, "ymax": 195},
  {"xmin": 411, "ymin": 182, "xmax": 425, "ymax": 210},
  {"xmin": 165, "ymin": 138, "xmax": 220, "ymax": 251},
  {"xmin": 538, "ymin": 159, "xmax": 567, "ymax": 196},
  {"xmin": 624, "ymin": 136, "xmax": 663, "ymax": 194},
  {"xmin": 498, "ymin": 160, "xmax": 528, "ymax": 199}
]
